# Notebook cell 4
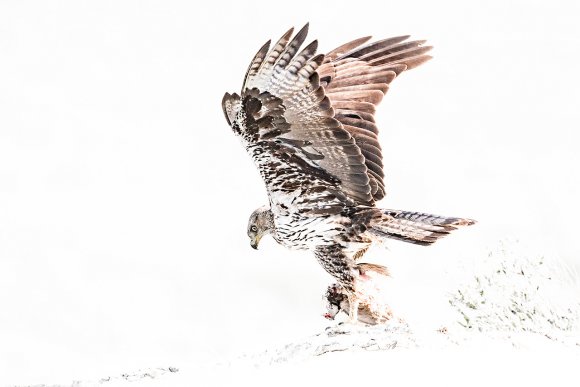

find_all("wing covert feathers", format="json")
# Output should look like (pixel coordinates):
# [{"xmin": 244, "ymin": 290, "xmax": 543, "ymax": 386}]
[{"xmin": 225, "ymin": 25, "xmax": 432, "ymax": 206}]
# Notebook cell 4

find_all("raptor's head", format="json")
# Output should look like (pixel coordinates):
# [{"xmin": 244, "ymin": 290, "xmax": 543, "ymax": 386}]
[{"xmin": 247, "ymin": 206, "xmax": 274, "ymax": 250}]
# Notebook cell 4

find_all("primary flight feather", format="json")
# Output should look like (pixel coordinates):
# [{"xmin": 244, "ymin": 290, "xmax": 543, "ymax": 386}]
[{"xmin": 222, "ymin": 24, "xmax": 474, "ymax": 323}]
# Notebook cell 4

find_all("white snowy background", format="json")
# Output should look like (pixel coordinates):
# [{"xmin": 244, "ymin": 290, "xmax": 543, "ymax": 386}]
[{"xmin": 1, "ymin": 0, "xmax": 579, "ymax": 385}]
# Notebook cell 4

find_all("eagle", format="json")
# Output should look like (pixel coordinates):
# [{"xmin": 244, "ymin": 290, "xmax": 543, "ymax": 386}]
[{"xmin": 222, "ymin": 24, "xmax": 475, "ymax": 323}]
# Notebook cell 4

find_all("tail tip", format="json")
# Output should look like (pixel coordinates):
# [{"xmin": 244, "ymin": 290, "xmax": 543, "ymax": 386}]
[{"xmin": 455, "ymin": 218, "xmax": 476, "ymax": 226}]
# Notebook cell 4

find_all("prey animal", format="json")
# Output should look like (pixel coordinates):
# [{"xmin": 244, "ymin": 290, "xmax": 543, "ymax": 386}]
[
  {"xmin": 222, "ymin": 24, "xmax": 475, "ymax": 323},
  {"xmin": 324, "ymin": 263, "xmax": 394, "ymax": 325}
]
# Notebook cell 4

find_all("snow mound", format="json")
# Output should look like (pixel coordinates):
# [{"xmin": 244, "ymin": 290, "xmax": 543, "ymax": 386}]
[
  {"xmin": 11, "ymin": 242, "xmax": 580, "ymax": 386},
  {"xmin": 10, "ymin": 367, "xmax": 179, "ymax": 387},
  {"xmin": 448, "ymin": 241, "xmax": 580, "ymax": 343},
  {"xmin": 236, "ymin": 241, "xmax": 580, "ymax": 366},
  {"xmin": 235, "ymin": 319, "xmax": 415, "ymax": 366}
]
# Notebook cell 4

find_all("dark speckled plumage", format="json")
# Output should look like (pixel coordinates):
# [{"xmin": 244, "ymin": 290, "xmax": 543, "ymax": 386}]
[{"xmin": 222, "ymin": 24, "xmax": 475, "ymax": 321}]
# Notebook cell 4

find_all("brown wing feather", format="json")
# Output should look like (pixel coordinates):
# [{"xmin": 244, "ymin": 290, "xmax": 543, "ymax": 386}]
[
  {"xmin": 325, "ymin": 36, "xmax": 372, "ymax": 61},
  {"xmin": 323, "ymin": 35, "xmax": 432, "ymax": 201},
  {"xmin": 229, "ymin": 26, "xmax": 432, "ymax": 207},
  {"xmin": 232, "ymin": 24, "xmax": 375, "ymax": 206}
]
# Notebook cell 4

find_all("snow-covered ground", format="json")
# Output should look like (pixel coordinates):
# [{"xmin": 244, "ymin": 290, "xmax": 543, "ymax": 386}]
[{"xmin": 12, "ymin": 243, "xmax": 579, "ymax": 387}]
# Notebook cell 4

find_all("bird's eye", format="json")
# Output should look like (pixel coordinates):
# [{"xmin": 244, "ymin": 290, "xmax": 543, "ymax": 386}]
[{"xmin": 250, "ymin": 225, "xmax": 258, "ymax": 232}]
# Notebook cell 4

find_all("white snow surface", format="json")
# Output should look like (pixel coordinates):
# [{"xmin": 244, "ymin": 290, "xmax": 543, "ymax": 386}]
[{"xmin": 11, "ymin": 243, "xmax": 580, "ymax": 387}]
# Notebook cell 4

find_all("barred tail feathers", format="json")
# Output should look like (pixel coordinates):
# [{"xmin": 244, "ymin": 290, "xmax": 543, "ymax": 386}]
[{"xmin": 370, "ymin": 209, "xmax": 475, "ymax": 246}]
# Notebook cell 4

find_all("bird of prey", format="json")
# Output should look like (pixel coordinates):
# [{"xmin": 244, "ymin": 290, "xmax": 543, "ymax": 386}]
[{"xmin": 222, "ymin": 24, "xmax": 475, "ymax": 322}]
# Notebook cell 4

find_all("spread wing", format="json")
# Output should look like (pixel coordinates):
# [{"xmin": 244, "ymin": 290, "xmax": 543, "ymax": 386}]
[
  {"xmin": 320, "ymin": 33, "xmax": 432, "ymax": 200},
  {"xmin": 222, "ymin": 24, "xmax": 431, "ymax": 211}
]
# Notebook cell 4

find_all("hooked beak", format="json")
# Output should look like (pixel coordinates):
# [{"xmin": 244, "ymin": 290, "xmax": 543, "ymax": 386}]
[{"xmin": 250, "ymin": 235, "xmax": 261, "ymax": 250}]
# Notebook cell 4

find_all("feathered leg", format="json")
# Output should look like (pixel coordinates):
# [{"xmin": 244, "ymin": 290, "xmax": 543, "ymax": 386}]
[
  {"xmin": 347, "ymin": 294, "xmax": 359, "ymax": 324},
  {"xmin": 324, "ymin": 263, "xmax": 394, "ymax": 325},
  {"xmin": 315, "ymin": 245, "xmax": 363, "ymax": 324}
]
